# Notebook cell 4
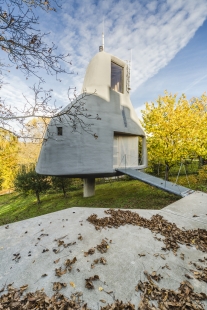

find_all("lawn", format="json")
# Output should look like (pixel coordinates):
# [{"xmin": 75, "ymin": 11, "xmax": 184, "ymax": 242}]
[{"xmin": 0, "ymin": 178, "xmax": 180, "ymax": 226}]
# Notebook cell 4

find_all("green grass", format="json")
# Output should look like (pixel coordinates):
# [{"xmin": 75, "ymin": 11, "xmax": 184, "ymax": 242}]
[{"xmin": 0, "ymin": 179, "xmax": 180, "ymax": 226}]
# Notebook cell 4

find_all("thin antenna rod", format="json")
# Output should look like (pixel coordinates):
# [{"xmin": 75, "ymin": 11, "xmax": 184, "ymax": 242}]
[
  {"xmin": 102, "ymin": 18, "xmax": 104, "ymax": 50},
  {"xmin": 127, "ymin": 49, "xmax": 132, "ymax": 90},
  {"xmin": 130, "ymin": 49, "xmax": 132, "ymax": 89}
]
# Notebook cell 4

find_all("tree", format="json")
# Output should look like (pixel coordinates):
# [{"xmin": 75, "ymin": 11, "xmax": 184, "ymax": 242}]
[
  {"xmin": 189, "ymin": 93, "xmax": 207, "ymax": 159},
  {"xmin": 0, "ymin": 0, "xmax": 68, "ymax": 80},
  {"xmin": 17, "ymin": 117, "xmax": 48, "ymax": 166},
  {"xmin": 14, "ymin": 169, "xmax": 50, "ymax": 203},
  {"xmin": 0, "ymin": 128, "xmax": 19, "ymax": 189},
  {"xmin": 0, "ymin": 1, "xmax": 99, "ymax": 141},
  {"xmin": 51, "ymin": 176, "xmax": 72, "ymax": 197},
  {"xmin": 141, "ymin": 92, "xmax": 205, "ymax": 180}
]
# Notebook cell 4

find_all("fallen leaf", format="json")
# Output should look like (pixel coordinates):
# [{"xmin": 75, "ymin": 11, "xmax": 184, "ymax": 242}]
[
  {"xmin": 100, "ymin": 257, "xmax": 107, "ymax": 265},
  {"xmin": 20, "ymin": 284, "xmax": 28, "ymax": 291},
  {"xmin": 42, "ymin": 248, "xmax": 49, "ymax": 253},
  {"xmin": 97, "ymin": 239, "xmax": 109, "ymax": 253},
  {"xmin": 70, "ymin": 282, "xmax": 76, "ymax": 288},
  {"xmin": 85, "ymin": 275, "xmax": 99, "ymax": 290},
  {"xmin": 138, "ymin": 253, "xmax": 146, "ymax": 257},
  {"xmin": 185, "ymin": 274, "xmax": 193, "ymax": 279},
  {"xmin": 53, "ymin": 282, "xmax": 67, "ymax": 291},
  {"xmin": 160, "ymin": 254, "xmax": 166, "ymax": 260},
  {"xmin": 55, "ymin": 267, "xmax": 67, "ymax": 277},
  {"xmin": 87, "ymin": 210, "xmax": 207, "ymax": 254}
]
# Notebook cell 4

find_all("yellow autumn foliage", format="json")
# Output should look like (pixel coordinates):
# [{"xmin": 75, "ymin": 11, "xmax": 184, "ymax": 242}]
[
  {"xmin": 0, "ymin": 118, "xmax": 49, "ymax": 190},
  {"xmin": 141, "ymin": 92, "xmax": 207, "ymax": 169},
  {"xmin": 0, "ymin": 129, "xmax": 19, "ymax": 189}
]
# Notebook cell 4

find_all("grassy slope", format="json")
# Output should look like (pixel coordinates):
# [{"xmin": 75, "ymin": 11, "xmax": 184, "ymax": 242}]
[{"xmin": 0, "ymin": 179, "xmax": 179, "ymax": 226}]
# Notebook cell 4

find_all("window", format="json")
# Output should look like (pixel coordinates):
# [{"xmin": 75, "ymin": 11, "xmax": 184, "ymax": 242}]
[
  {"xmin": 111, "ymin": 62, "xmax": 123, "ymax": 93},
  {"xmin": 57, "ymin": 127, "xmax": 63, "ymax": 136}
]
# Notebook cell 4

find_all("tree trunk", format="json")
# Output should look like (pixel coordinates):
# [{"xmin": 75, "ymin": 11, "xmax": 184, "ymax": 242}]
[
  {"xmin": 35, "ymin": 190, "xmax": 41, "ymax": 204},
  {"xmin": 198, "ymin": 156, "xmax": 203, "ymax": 168},
  {"xmin": 165, "ymin": 165, "xmax": 170, "ymax": 181},
  {"xmin": 62, "ymin": 180, "xmax": 66, "ymax": 197},
  {"xmin": 158, "ymin": 162, "xmax": 160, "ymax": 176}
]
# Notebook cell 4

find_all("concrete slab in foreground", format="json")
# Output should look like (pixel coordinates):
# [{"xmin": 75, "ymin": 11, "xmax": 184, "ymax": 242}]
[{"xmin": 0, "ymin": 191, "xmax": 207, "ymax": 308}]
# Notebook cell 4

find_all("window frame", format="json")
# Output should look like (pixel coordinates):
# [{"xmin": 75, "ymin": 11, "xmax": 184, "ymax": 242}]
[
  {"xmin": 57, "ymin": 127, "xmax": 63, "ymax": 136},
  {"xmin": 111, "ymin": 61, "xmax": 124, "ymax": 94}
]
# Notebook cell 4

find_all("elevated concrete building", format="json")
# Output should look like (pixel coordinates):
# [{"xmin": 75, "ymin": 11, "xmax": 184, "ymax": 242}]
[{"xmin": 36, "ymin": 47, "xmax": 147, "ymax": 197}]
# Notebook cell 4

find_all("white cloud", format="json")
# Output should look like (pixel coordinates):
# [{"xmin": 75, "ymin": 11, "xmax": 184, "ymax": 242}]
[
  {"xmin": 56, "ymin": 0, "xmax": 207, "ymax": 94},
  {"xmin": 1, "ymin": 0, "xmax": 207, "ymax": 112},
  {"xmin": 135, "ymin": 104, "xmax": 146, "ymax": 120}
]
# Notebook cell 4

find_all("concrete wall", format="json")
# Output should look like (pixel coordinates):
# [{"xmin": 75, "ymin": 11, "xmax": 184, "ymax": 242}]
[{"xmin": 36, "ymin": 51, "xmax": 147, "ymax": 177}]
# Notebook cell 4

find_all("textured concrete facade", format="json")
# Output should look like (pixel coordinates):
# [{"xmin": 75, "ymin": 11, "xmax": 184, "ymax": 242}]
[{"xmin": 36, "ymin": 51, "xmax": 147, "ymax": 178}]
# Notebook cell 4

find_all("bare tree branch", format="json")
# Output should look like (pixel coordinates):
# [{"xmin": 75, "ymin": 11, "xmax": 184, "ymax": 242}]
[
  {"xmin": 0, "ymin": 0, "xmax": 71, "ymax": 81},
  {"xmin": 0, "ymin": 1, "xmax": 100, "ymax": 142},
  {"xmin": 0, "ymin": 82, "xmax": 100, "ymax": 141}
]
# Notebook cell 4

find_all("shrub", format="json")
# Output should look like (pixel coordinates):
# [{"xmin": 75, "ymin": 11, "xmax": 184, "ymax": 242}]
[{"xmin": 14, "ymin": 170, "xmax": 51, "ymax": 204}]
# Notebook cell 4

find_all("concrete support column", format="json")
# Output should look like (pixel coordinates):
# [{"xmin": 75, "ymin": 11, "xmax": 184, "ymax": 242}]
[{"xmin": 83, "ymin": 178, "xmax": 95, "ymax": 197}]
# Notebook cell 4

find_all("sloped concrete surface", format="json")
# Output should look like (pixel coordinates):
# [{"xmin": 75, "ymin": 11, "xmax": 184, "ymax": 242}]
[
  {"xmin": 117, "ymin": 168, "xmax": 193, "ymax": 197},
  {"xmin": 0, "ymin": 192, "xmax": 207, "ymax": 308}
]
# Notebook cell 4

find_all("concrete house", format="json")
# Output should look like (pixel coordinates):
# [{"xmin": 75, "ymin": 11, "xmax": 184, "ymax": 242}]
[{"xmin": 36, "ymin": 47, "xmax": 147, "ymax": 197}]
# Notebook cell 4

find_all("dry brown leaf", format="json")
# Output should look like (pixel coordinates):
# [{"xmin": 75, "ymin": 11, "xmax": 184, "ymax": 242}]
[
  {"xmin": 162, "ymin": 263, "xmax": 171, "ymax": 270},
  {"xmin": 55, "ymin": 267, "xmax": 67, "ymax": 277},
  {"xmin": 100, "ymin": 257, "xmax": 107, "ymax": 265},
  {"xmin": 53, "ymin": 282, "xmax": 67, "ymax": 291},
  {"xmin": 20, "ymin": 284, "xmax": 28, "ymax": 291},
  {"xmin": 97, "ymin": 239, "xmax": 109, "ymax": 253},
  {"xmin": 84, "ymin": 248, "xmax": 95, "ymax": 256},
  {"xmin": 160, "ymin": 254, "xmax": 166, "ymax": 260},
  {"xmin": 138, "ymin": 253, "xmax": 146, "ymax": 257},
  {"xmin": 85, "ymin": 275, "xmax": 99, "ymax": 290},
  {"xmin": 87, "ymin": 210, "xmax": 207, "ymax": 254},
  {"xmin": 136, "ymin": 276, "xmax": 207, "ymax": 310},
  {"xmin": 64, "ymin": 257, "xmax": 77, "ymax": 272}
]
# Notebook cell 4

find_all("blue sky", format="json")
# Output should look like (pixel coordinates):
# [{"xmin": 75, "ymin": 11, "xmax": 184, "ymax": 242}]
[
  {"xmin": 132, "ymin": 17, "xmax": 207, "ymax": 116},
  {"xmin": 1, "ymin": 0, "xmax": 207, "ymax": 120}
]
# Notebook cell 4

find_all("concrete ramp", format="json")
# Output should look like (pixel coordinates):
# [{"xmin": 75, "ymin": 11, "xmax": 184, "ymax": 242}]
[{"xmin": 116, "ymin": 168, "xmax": 194, "ymax": 197}]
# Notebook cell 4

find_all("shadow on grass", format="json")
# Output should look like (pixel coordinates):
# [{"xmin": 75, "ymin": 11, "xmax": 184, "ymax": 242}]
[{"xmin": 0, "ymin": 180, "xmax": 179, "ymax": 226}]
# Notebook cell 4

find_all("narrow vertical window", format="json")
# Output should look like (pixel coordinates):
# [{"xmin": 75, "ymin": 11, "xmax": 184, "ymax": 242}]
[
  {"xmin": 57, "ymin": 127, "xmax": 63, "ymax": 136},
  {"xmin": 111, "ymin": 62, "xmax": 123, "ymax": 93}
]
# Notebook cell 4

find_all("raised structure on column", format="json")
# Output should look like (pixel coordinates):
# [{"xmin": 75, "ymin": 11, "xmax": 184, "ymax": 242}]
[
  {"xmin": 36, "ymin": 44, "xmax": 147, "ymax": 197},
  {"xmin": 83, "ymin": 178, "xmax": 95, "ymax": 197}
]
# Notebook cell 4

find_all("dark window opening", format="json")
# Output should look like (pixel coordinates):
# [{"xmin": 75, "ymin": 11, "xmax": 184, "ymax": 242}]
[
  {"xmin": 111, "ymin": 62, "xmax": 123, "ymax": 93},
  {"xmin": 57, "ymin": 127, "xmax": 63, "ymax": 136}
]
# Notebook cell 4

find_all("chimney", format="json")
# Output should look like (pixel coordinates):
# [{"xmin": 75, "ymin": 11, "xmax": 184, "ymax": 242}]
[{"xmin": 99, "ymin": 46, "xmax": 103, "ymax": 52}]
